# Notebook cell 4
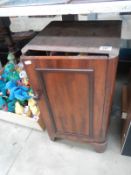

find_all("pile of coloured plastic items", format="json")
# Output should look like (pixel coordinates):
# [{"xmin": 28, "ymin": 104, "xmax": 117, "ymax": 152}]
[{"xmin": 0, "ymin": 54, "xmax": 40, "ymax": 120}]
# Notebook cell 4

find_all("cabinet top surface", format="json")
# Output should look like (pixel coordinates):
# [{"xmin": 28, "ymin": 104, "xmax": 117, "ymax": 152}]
[{"xmin": 22, "ymin": 21, "xmax": 122, "ymax": 57}]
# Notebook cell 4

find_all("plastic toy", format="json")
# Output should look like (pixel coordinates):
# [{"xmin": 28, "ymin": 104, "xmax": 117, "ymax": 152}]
[
  {"xmin": 16, "ymin": 62, "xmax": 24, "ymax": 73},
  {"xmin": 19, "ymin": 70, "xmax": 27, "ymax": 79},
  {"xmin": 5, "ymin": 81, "xmax": 31, "ymax": 102},
  {"xmin": 28, "ymin": 98, "xmax": 40, "ymax": 117},
  {"xmin": 15, "ymin": 101, "xmax": 24, "ymax": 115},
  {"xmin": 7, "ymin": 71, "xmax": 20, "ymax": 82},
  {"xmin": 28, "ymin": 88, "xmax": 34, "ymax": 97},
  {"xmin": 0, "ymin": 79, "xmax": 6, "ymax": 95},
  {"xmin": 2, "ymin": 63, "xmax": 20, "ymax": 82},
  {"xmin": 7, "ymin": 52, "xmax": 15, "ymax": 64},
  {"xmin": 0, "ymin": 96, "xmax": 7, "ymax": 111},
  {"xmin": 16, "ymin": 63, "xmax": 29, "ymax": 86},
  {"xmin": 19, "ymin": 70, "xmax": 29, "ymax": 87},
  {"xmin": 0, "ymin": 61, "xmax": 39, "ymax": 117},
  {"xmin": 4, "ymin": 63, "xmax": 15, "ymax": 73},
  {"xmin": 7, "ymin": 99, "xmax": 16, "ymax": 112},
  {"xmin": 23, "ymin": 106, "xmax": 32, "ymax": 117},
  {"xmin": 15, "ymin": 102, "xmax": 32, "ymax": 117}
]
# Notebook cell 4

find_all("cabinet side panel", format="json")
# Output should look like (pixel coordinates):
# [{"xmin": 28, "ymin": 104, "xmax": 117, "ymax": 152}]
[{"xmin": 100, "ymin": 57, "xmax": 118, "ymax": 142}]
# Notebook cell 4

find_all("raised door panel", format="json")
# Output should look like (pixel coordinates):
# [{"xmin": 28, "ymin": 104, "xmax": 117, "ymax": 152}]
[{"xmin": 36, "ymin": 68, "xmax": 94, "ymax": 138}]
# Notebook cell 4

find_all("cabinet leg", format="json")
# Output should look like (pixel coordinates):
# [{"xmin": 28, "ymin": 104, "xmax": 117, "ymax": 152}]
[
  {"xmin": 93, "ymin": 141, "xmax": 107, "ymax": 153},
  {"xmin": 50, "ymin": 135, "xmax": 56, "ymax": 141}
]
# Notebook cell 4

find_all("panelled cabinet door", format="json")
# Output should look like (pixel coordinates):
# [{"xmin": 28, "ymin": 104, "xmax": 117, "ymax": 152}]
[{"xmin": 23, "ymin": 55, "xmax": 118, "ymax": 152}]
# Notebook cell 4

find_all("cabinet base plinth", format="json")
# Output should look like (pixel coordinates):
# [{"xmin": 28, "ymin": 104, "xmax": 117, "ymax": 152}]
[{"xmin": 92, "ymin": 141, "xmax": 107, "ymax": 153}]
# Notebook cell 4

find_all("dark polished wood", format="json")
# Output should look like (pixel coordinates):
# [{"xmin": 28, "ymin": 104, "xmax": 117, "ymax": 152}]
[
  {"xmin": 21, "ymin": 21, "xmax": 121, "ymax": 152},
  {"xmin": 22, "ymin": 55, "xmax": 118, "ymax": 152}
]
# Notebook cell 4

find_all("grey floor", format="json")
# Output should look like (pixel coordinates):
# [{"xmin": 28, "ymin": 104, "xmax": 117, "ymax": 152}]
[{"xmin": 0, "ymin": 75, "xmax": 131, "ymax": 175}]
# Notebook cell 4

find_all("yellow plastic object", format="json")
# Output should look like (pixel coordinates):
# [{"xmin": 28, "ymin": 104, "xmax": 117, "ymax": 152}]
[
  {"xmin": 28, "ymin": 98, "xmax": 36, "ymax": 106},
  {"xmin": 28, "ymin": 98, "xmax": 40, "ymax": 117},
  {"xmin": 15, "ymin": 102, "xmax": 24, "ymax": 115}
]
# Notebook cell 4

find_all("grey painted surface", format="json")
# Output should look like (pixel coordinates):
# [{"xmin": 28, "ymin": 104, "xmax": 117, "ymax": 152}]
[{"xmin": 0, "ymin": 0, "xmax": 70, "ymax": 6}]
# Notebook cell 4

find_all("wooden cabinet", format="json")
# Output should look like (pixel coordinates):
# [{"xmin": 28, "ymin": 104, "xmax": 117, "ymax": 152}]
[{"xmin": 21, "ymin": 21, "xmax": 121, "ymax": 152}]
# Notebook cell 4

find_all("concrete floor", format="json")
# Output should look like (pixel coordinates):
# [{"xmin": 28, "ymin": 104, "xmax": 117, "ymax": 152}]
[
  {"xmin": 0, "ymin": 117, "xmax": 131, "ymax": 175},
  {"xmin": 0, "ymin": 77, "xmax": 131, "ymax": 175}
]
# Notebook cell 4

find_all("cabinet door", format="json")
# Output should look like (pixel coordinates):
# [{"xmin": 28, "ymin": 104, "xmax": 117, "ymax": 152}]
[{"xmin": 23, "ymin": 56, "xmax": 117, "ymax": 143}]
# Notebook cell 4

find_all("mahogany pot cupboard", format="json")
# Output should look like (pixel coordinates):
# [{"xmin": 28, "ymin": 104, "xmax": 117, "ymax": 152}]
[{"xmin": 21, "ymin": 21, "xmax": 121, "ymax": 152}]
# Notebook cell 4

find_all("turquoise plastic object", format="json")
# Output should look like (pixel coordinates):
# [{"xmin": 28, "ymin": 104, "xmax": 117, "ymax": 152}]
[
  {"xmin": 5, "ymin": 81, "xmax": 31, "ymax": 102},
  {"xmin": 0, "ymin": 80, "xmax": 6, "ymax": 95},
  {"xmin": 7, "ymin": 71, "xmax": 20, "ymax": 82},
  {"xmin": 7, "ymin": 99, "xmax": 16, "ymax": 112},
  {"xmin": 5, "ymin": 63, "xmax": 15, "ymax": 72},
  {"xmin": 0, "ymin": 96, "xmax": 6, "ymax": 110},
  {"xmin": 2, "ymin": 63, "xmax": 20, "ymax": 82}
]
